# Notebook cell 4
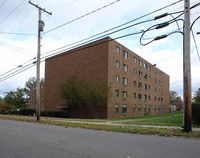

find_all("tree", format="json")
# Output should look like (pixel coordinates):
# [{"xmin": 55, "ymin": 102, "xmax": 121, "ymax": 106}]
[
  {"xmin": 4, "ymin": 88, "xmax": 27, "ymax": 109},
  {"xmin": 0, "ymin": 100, "xmax": 15, "ymax": 114},
  {"xmin": 59, "ymin": 76, "xmax": 81, "ymax": 109},
  {"xmin": 59, "ymin": 76, "xmax": 110, "ymax": 118},
  {"xmin": 170, "ymin": 91, "xmax": 183, "ymax": 104},
  {"xmin": 193, "ymin": 88, "xmax": 200, "ymax": 103},
  {"xmin": 79, "ymin": 80, "xmax": 109, "ymax": 118}
]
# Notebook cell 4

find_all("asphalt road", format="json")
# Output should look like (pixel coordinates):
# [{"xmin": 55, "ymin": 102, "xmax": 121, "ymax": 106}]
[{"xmin": 0, "ymin": 119, "xmax": 200, "ymax": 158}]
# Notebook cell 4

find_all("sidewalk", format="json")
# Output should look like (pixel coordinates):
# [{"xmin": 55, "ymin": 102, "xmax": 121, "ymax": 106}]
[{"xmin": 42, "ymin": 117, "xmax": 200, "ymax": 131}]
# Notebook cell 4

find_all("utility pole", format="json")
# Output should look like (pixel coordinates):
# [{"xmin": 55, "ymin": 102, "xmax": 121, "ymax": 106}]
[
  {"xmin": 183, "ymin": 0, "xmax": 192, "ymax": 132},
  {"xmin": 29, "ymin": 1, "xmax": 52, "ymax": 121}
]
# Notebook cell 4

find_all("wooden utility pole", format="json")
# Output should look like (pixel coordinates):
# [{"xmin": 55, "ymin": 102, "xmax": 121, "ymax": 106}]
[
  {"xmin": 29, "ymin": 1, "xmax": 52, "ymax": 121},
  {"xmin": 183, "ymin": 0, "xmax": 192, "ymax": 132}
]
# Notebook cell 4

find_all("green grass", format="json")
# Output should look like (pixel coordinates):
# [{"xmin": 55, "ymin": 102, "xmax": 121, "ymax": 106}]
[
  {"xmin": 0, "ymin": 114, "xmax": 200, "ymax": 138},
  {"xmin": 120, "ymin": 115, "xmax": 183, "ymax": 127}
]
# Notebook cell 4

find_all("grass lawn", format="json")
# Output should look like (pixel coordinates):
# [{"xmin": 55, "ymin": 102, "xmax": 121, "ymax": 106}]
[{"xmin": 0, "ymin": 113, "xmax": 200, "ymax": 138}]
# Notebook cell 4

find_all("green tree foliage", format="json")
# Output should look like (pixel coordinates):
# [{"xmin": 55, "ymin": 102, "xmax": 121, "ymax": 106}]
[
  {"xmin": 0, "ymin": 100, "xmax": 15, "ymax": 114},
  {"xmin": 59, "ymin": 76, "xmax": 81, "ymax": 108},
  {"xmin": 193, "ymin": 88, "xmax": 200, "ymax": 103},
  {"xmin": 169, "ymin": 91, "xmax": 183, "ymax": 104},
  {"xmin": 4, "ymin": 88, "xmax": 27, "ymax": 109},
  {"xmin": 60, "ymin": 76, "xmax": 110, "ymax": 118}
]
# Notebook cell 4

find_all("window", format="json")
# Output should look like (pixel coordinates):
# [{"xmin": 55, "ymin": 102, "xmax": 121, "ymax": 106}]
[
  {"xmin": 159, "ymin": 80, "xmax": 160, "ymax": 85},
  {"xmin": 133, "ymin": 81, "xmax": 137, "ymax": 88},
  {"xmin": 148, "ymin": 66, "xmax": 151, "ymax": 71},
  {"xmin": 116, "ymin": 75, "xmax": 119, "ymax": 83},
  {"xmin": 138, "ymin": 82, "xmax": 142, "ymax": 90},
  {"xmin": 138, "ymin": 94, "xmax": 142, "ymax": 100},
  {"xmin": 123, "ymin": 51, "xmax": 128, "ymax": 60},
  {"xmin": 149, "ymin": 75, "xmax": 151, "ymax": 81},
  {"xmin": 158, "ymin": 105, "xmax": 160, "ymax": 111},
  {"xmin": 144, "ymin": 73, "xmax": 147, "ymax": 80},
  {"xmin": 144, "ymin": 84, "xmax": 147, "ymax": 90},
  {"xmin": 133, "ymin": 105, "xmax": 136, "ymax": 113},
  {"xmin": 148, "ymin": 95, "xmax": 151, "ymax": 101},
  {"xmin": 123, "ymin": 64, "xmax": 128, "ymax": 73},
  {"xmin": 139, "ymin": 71, "xmax": 142, "ymax": 78},
  {"xmin": 155, "ymin": 69, "xmax": 157, "ymax": 74},
  {"xmin": 148, "ymin": 105, "xmax": 151, "ymax": 113},
  {"xmin": 133, "ymin": 93, "xmax": 136, "ymax": 99},
  {"xmin": 144, "ymin": 94, "xmax": 147, "ymax": 102},
  {"xmin": 144, "ymin": 63, "xmax": 147, "ymax": 69},
  {"xmin": 116, "ymin": 46, "xmax": 120, "ymax": 54},
  {"xmin": 138, "ymin": 105, "xmax": 142, "ymax": 113},
  {"xmin": 158, "ymin": 88, "xmax": 160, "ymax": 93},
  {"xmin": 134, "ymin": 69, "xmax": 137, "ymax": 75},
  {"xmin": 115, "ymin": 90, "xmax": 119, "ymax": 98},
  {"xmin": 148, "ymin": 85, "xmax": 151, "ymax": 91},
  {"xmin": 161, "ymin": 73, "xmax": 164, "ymax": 78},
  {"xmin": 155, "ymin": 87, "xmax": 157, "ymax": 92},
  {"xmin": 155, "ymin": 78, "xmax": 157, "ymax": 83},
  {"xmin": 115, "ymin": 104, "xmax": 119, "ymax": 113},
  {"xmin": 161, "ymin": 81, "xmax": 163, "ymax": 87},
  {"xmin": 144, "ymin": 105, "xmax": 147, "ymax": 114},
  {"xmin": 134, "ymin": 57, "xmax": 137, "ymax": 63},
  {"xmin": 139, "ymin": 60, "xmax": 142, "ymax": 67},
  {"xmin": 123, "ymin": 91, "xmax": 127, "ymax": 99},
  {"xmin": 122, "ymin": 104, "xmax": 127, "ymax": 114},
  {"xmin": 155, "ymin": 96, "xmax": 157, "ymax": 101},
  {"xmin": 116, "ymin": 61, "xmax": 120, "ymax": 68},
  {"xmin": 161, "ymin": 97, "xmax": 163, "ymax": 102},
  {"xmin": 161, "ymin": 89, "xmax": 163, "ymax": 95},
  {"xmin": 154, "ymin": 105, "xmax": 157, "ymax": 112},
  {"xmin": 123, "ymin": 78, "xmax": 128, "ymax": 86}
]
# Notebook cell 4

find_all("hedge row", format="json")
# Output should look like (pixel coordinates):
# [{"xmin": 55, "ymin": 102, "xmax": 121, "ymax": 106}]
[
  {"xmin": 11, "ymin": 108, "xmax": 70, "ymax": 118},
  {"xmin": 192, "ymin": 102, "xmax": 200, "ymax": 125}
]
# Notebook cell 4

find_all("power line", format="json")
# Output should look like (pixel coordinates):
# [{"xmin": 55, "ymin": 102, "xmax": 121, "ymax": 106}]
[
  {"xmin": 0, "ymin": 0, "xmax": 185, "ymax": 82},
  {"xmin": 0, "ymin": 0, "xmax": 25, "ymax": 24},
  {"xmin": 42, "ymin": 0, "xmax": 184, "ymax": 56},
  {"xmin": 0, "ymin": 32, "xmax": 37, "ymax": 36},
  {"xmin": 43, "ymin": 0, "xmax": 121, "ymax": 34},
  {"xmin": 0, "ymin": 0, "xmax": 7, "ymax": 9}
]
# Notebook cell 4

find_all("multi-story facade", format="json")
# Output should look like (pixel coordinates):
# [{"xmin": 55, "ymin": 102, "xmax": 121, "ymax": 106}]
[
  {"xmin": 29, "ymin": 84, "xmax": 45, "ymax": 110},
  {"xmin": 44, "ymin": 37, "xmax": 169, "ymax": 119}
]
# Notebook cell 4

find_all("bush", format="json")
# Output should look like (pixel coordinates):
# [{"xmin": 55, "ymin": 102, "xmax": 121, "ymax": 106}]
[
  {"xmin": 192, "ymin": 102, "xmax": 200, "ymax": 125},
  {"xmin": 0, "ymin": 101, "xmax": 15, "ymax": 114},
  {"xmin": 19, "ymin": 108, "xmax": 36, "ymax": 116},
  {"xmin": 41, "ymin": 110, "xmax": 70, "ymax": 118}
]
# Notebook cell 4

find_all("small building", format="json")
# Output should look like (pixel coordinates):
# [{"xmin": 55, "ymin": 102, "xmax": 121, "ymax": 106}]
[{"xmin": 44, "ymin": 37, "xmax": 170, "ymax": 119}]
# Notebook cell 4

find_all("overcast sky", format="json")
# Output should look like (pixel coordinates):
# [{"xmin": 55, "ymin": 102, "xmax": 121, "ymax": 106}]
[{"xmin": 0, "ymin": 0, "xmax": 200, "ymax": 99}]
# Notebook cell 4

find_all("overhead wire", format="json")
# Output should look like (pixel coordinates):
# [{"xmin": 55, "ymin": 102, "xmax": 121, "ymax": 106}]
[
  {"xmin": 0, "ymin": 0, "xmax": 185, "ymax": 82},
  {"xmin": 43, "ymin": 0, "xmax": 120, "ymax": 34},
  {"xmin": 42, "ymin": 0, "xmax": 184, "ymax": 56},
  {"xmin": 0, "ymin": 0, "xmax": 25, "ymax": 24}
]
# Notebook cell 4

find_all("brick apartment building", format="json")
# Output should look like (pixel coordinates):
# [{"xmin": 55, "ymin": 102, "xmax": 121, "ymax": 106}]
[
  {"xmin": 28, "ymin": 84, "xmax": 45, "ymax": 110},
  {"xmin": 44, "ymin": 37, "xmax": 170, "ymax": 119}
]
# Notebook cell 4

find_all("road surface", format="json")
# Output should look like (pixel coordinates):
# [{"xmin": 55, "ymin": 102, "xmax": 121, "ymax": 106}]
[{"xmin": 0, "ymin": 119, "xmax": 199, "ymax": 158}]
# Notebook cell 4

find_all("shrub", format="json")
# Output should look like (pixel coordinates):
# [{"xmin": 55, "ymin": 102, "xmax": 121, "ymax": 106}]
[
  {"xmin": 0, "ymin": 101, "xmax": 15, "ymax": 114},
  {"xmin": 192, "ymin": 102, "xmax": 200, "ymax": 125},
  {"xmin": 41, "ymin": 110, "xmax": 70, "ymax": 118},
  {"xmin": 19, "ymin": 108, "xmax": 36, "ymax": 116}
]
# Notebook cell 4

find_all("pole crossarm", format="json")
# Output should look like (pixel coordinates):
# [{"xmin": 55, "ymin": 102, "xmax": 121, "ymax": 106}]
[{"xmin": 29, "ymin": 1, "xmax": 52, "ymax": 15}]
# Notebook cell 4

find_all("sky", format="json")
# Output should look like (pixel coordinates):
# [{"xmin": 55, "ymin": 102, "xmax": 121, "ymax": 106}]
[{"xmin": 0, "ymin": 0, "xmax": 200, "ymax": 99}]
